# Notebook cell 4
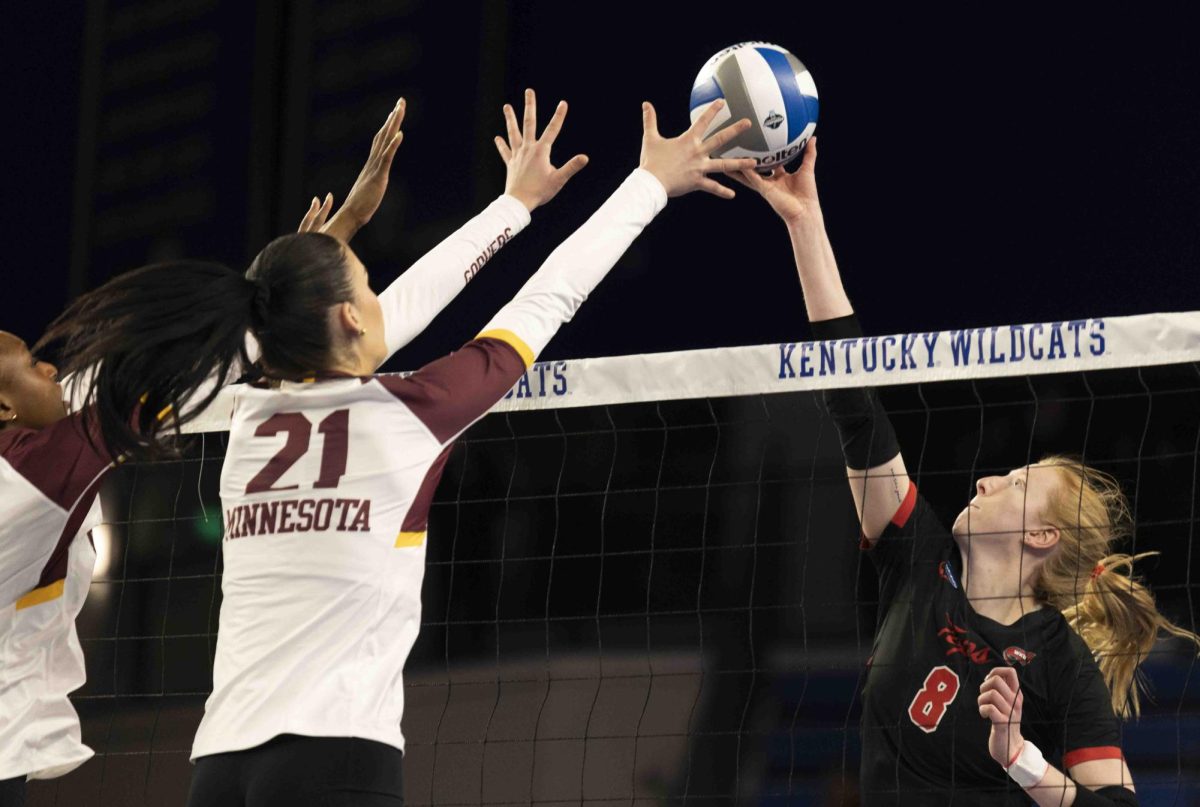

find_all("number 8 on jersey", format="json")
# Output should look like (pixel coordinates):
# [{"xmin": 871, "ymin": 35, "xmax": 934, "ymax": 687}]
[{"xmin": 908, "ymin": 665, "xmax": 961, "ymax": 733}]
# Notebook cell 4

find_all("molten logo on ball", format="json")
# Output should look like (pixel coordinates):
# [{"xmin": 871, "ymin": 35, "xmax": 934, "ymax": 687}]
[{"xmin": 688, "ymin": 41, "xmax": 819, "ymax": 170}]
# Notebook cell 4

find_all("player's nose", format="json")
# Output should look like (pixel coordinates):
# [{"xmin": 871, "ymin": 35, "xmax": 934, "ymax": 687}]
[
  {"xmin": 37, "ymin": 361, "xmax": 59, "ymax": 382},
  {"xmin": 975, "ymin": 476, "xmax": 1000, "ymax": 497}
]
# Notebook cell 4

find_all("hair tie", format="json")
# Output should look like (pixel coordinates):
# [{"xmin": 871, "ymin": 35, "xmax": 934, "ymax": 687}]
[{"xmin": 1090, "ymin": 563, "xmax": 1105, "ymax": 581}]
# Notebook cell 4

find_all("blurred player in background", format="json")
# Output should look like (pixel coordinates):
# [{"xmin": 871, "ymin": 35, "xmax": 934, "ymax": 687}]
[{"xmin": 733, "ymin": 139, "xmax": 1199, "ymax": 806}]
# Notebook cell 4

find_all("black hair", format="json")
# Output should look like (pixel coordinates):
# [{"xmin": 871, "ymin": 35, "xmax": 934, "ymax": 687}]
[
  {"xmin": 35, "ymin": 232, "xmax": 353, "ymax": 459},
  {"xmin": 247, "ymin": 231, "xmax": 354, "ymax": 379}
]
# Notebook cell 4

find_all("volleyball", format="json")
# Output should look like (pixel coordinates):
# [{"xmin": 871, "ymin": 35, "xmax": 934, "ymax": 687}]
[{"xmin": 688, "ymin": 42, "xmax": 818, "ymax": 170}]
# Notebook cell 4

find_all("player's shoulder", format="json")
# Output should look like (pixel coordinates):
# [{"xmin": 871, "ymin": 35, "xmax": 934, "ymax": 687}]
[
  {"xmin": 0, "ymin": 423, "xmax": 29, "ymax": 456},
  {"xmin": 0, "ymin": 412, "xmax": 100, "ymax": 465},
  {"xmin": 232, "ymin": 377, "xmax": 390, "ymax": 414},
  {"xmin": 877, "ymin": 486, "xmax": 955, "ymax": 558},
  {"xmin": 1033, "ymin": 609, "xmax": 1104, "ymax": 681}
]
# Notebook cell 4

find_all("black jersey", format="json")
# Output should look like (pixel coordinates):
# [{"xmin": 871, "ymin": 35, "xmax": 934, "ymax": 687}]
[{"xmin": 859, "ymin": 482, "xmax": 1123, "ymax": 805}]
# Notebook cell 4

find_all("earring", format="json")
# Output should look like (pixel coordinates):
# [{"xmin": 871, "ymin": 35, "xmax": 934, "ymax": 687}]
[
  {"xmin": 359, "ymin": 328, "xmax": 367, "ymax": 337},
  {"xmin": 4, "ymin": 413, "xmax": 16, "ymax": 423}
]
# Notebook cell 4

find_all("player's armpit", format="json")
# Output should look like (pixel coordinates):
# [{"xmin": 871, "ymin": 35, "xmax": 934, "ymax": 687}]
[{"xmin": 848, "ymin": 455, "xmax": 910, "ymax": 545}]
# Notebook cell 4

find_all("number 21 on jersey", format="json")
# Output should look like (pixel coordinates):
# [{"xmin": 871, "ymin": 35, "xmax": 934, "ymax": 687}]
[
  {"xmin": 246, "ymin": 410, "xmax": 350, "ymax": 494},
  {"xmin": 907, "ymin": 665, "xmax": 960, "ymax": 733}
]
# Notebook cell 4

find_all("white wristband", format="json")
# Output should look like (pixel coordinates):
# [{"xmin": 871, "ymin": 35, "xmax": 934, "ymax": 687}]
[{"xmin": 1005, "ymin": 740, "xmax": 1049, "ymax": 789}]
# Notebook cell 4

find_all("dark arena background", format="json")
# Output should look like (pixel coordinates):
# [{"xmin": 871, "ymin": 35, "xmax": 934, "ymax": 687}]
[{"xmin": 4, "ymin": 3, "xmax": 1200, "ymax": 806}]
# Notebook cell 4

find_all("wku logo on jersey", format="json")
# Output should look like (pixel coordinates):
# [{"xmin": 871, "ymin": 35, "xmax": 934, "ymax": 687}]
[
  {"xmin": 937, "ymin": 613, "xmax": 993, "ymax": 664},
  {"xmin": 1003, "ymin": 645, "xmax": 1038, "ymax": 666}
]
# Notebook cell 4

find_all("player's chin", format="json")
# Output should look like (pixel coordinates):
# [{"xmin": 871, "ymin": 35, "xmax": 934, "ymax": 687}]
[
  {"xmin": 951, "ymin": 508, "xmax": 970, "ymax": 538},
  {"xmin": 51, "ymin": 392, "xmax": 70, "ymax": 422}
]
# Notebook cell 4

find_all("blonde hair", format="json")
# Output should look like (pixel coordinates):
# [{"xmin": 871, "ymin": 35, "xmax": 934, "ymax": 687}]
[{"xmin": 1033, "ymin": 455, "xmax": 1200, "ymax": 718}]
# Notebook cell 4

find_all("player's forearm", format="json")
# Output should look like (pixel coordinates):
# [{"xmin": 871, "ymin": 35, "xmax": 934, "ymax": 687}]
[
  {"xmin": 1025, "ymin": 764, "xmax": 1078, "ymax": 806},
  {"xmin": 321, "ymin": 209, "xmax": 364, "ymax": 243},
  {"xmin": 1024, "ymin": 763, "xmax": 1138, "ymax": 807},
  {"xmin": 377, "ymin": 194, "xmax": 531, "ymax": 359},
  {"xmin": 810, "ymin": 313, "xmax": 907, "ymax": 537},
  {"xmin": 785, "ymin": 215, "xmax": 852, "ymax": 323},
  {"xmin": 477, "ymin": 168, "xmax": 667, "ymax": 360}
]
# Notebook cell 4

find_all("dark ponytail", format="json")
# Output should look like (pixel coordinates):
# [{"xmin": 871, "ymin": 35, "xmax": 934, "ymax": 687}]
[
  {"xmin": 35, "ymin": 261, "xmax": 256, "ymax": 459},
  {"xmin": 247, "ymin": 232, "xmax": 354, "ymax": 380},
  {"xmin": 35, "ymin": 233, "xmax": 354, "ymax": 459}
]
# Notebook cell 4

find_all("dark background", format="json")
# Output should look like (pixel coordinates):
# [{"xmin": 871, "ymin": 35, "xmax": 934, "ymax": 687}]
[
  {"xmin": 6, "ymin": 2, "xmax": 1200, "ymax": 805},
  {"xmin": 4, "ymin": 3, "xmax": 1199, "ymax": 361}
]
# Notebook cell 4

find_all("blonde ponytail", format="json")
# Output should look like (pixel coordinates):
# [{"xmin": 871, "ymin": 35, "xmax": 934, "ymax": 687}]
[{"xmin": 1035, "ymin": 457, "xmax": 1200, "ymax": 718}]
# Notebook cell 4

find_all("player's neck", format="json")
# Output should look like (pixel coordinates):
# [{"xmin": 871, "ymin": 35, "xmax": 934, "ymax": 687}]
[
  {"xmin": 325, "ymin": 354, "xmax": 374, "ymax": 377},
  {"xmin": 959, "ymin": 552, "xmax": 1042, "ymax": 626}
]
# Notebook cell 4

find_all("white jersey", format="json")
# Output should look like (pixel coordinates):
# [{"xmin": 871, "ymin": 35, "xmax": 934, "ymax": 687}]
[
  {"xmin": 192, "ymin": 169, "xmax": 667, "ymax": 757},
  {"xmin": 0, "ymin": 192, "xmax": 531, "ymax": 781},
  {"xmin": 0, "ymin": 413, "xmax": 111, "ymax": 781}
]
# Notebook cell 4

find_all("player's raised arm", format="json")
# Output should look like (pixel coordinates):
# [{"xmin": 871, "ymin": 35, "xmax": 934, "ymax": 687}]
[
  {"xmin": 733, "ymin": 138, "xmax": 909, "ymax": 543},
  {"xmin": 300, "ymin": 97, "xmax": 407, "ymax": 242},
  {"xmin": 387, "ymin": 99, "xmax": 757, "ymax": 446},
  {"xmin": 370, "ymin": 88, "xmax": 589, "ymax": 361},
  {"xmin": 299, "ymin": 90, "xmax": 592, "ymax": 365}
]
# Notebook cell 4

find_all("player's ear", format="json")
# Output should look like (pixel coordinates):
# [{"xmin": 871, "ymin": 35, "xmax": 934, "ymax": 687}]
[
  {"xmin": 1024, "ymin": 527, "xmax": 1059, "ymax": 550},
  {"xmin": 0, "ymin": 365, "xmax": 17, "ymax": 425},
  {"xmin": 334, "ymin": 301, "xmax": 363, "ymax": 338}
]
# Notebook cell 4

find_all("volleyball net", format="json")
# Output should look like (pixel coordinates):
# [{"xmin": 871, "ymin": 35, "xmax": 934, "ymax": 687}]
[{"xmin": 30, "ymin": 311, "xmax": 1200, "ymax": 806}]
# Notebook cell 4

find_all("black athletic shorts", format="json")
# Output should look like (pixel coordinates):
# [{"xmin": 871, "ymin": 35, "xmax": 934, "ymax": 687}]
[
  {"xmin": 0, "ymin": 776, "xmax": 25, "ymax": 807},
  {"xmin": 188, "ymin": 734, "xmax": 403, "ymax": 807}
]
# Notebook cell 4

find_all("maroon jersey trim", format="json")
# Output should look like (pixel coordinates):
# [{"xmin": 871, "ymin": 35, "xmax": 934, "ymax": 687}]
[
  {"xmin": 398, "ymin": 444, "xmax": 453, "ymax": 540},
  {"xmin": 28, "ymin": 466, "xmax": 109, "ymax": 600},
  {"xmin": 376, "ymin": 337, "xmax": 528, "ymax": 445},
  {"xmin": 0, "ymin": 410, "xmax": 112, "ymax": 511}
]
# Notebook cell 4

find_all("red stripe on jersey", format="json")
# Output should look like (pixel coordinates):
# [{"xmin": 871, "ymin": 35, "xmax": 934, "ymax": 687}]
[
  {"xmin": 891, "ymin": 480, "xmax": 918, "ymax": 528},
  {"xmin": 1063, "ymin": 746, "xmax": 1123, "ymax": 768}
]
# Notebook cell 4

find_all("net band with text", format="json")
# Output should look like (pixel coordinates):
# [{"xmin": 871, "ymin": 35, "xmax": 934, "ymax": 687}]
[{"xmin": 184, "ymin": 310, "xmax": 1200, "ymax": 432}]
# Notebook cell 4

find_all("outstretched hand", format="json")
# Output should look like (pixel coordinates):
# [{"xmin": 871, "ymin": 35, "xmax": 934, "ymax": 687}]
[
  {"xmin": 311, "ymin": 97, "xmax": 406, "ymax": 242},
  {"xmin": 638, "ymin": 99, "xmax": 757, "ymax": 199},
  {"xmin": 978, "ymin": 666, "xmax": 1026, "ymax": 770},
  {"xmin": 729, "ymin": 136, "xmax": 821, "ymax": 225},
  {"xmin": 496, "ymin": 88, "xmax": 589, "ymax": 213},
  {"xmin": 297, "ymin": 193, "xmax": 333, "ymax": 233}
]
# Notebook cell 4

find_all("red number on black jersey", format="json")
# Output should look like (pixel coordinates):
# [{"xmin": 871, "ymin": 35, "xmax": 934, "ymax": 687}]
[
  {"xmin": 907, "ymin": 665, "xmax": 960, "ymax": 733},
  {"xmin": 245, "ymin": 410, "xmax": 350, "ymax": 494}
]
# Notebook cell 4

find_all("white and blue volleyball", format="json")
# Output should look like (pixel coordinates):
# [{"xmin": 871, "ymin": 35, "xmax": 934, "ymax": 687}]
[{"xmin": 689, "ymin": 42, "xmax": 818, "ymax": 170}]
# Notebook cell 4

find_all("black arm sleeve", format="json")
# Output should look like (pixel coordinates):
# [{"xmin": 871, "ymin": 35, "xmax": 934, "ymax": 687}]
[
  {"xmin": 811, "ymin": 314, "xmax": 900, "ymax": 470},
  {"xmin": 1071, "ymin": 785, "xmax": 1139, "ymax": 806}
]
